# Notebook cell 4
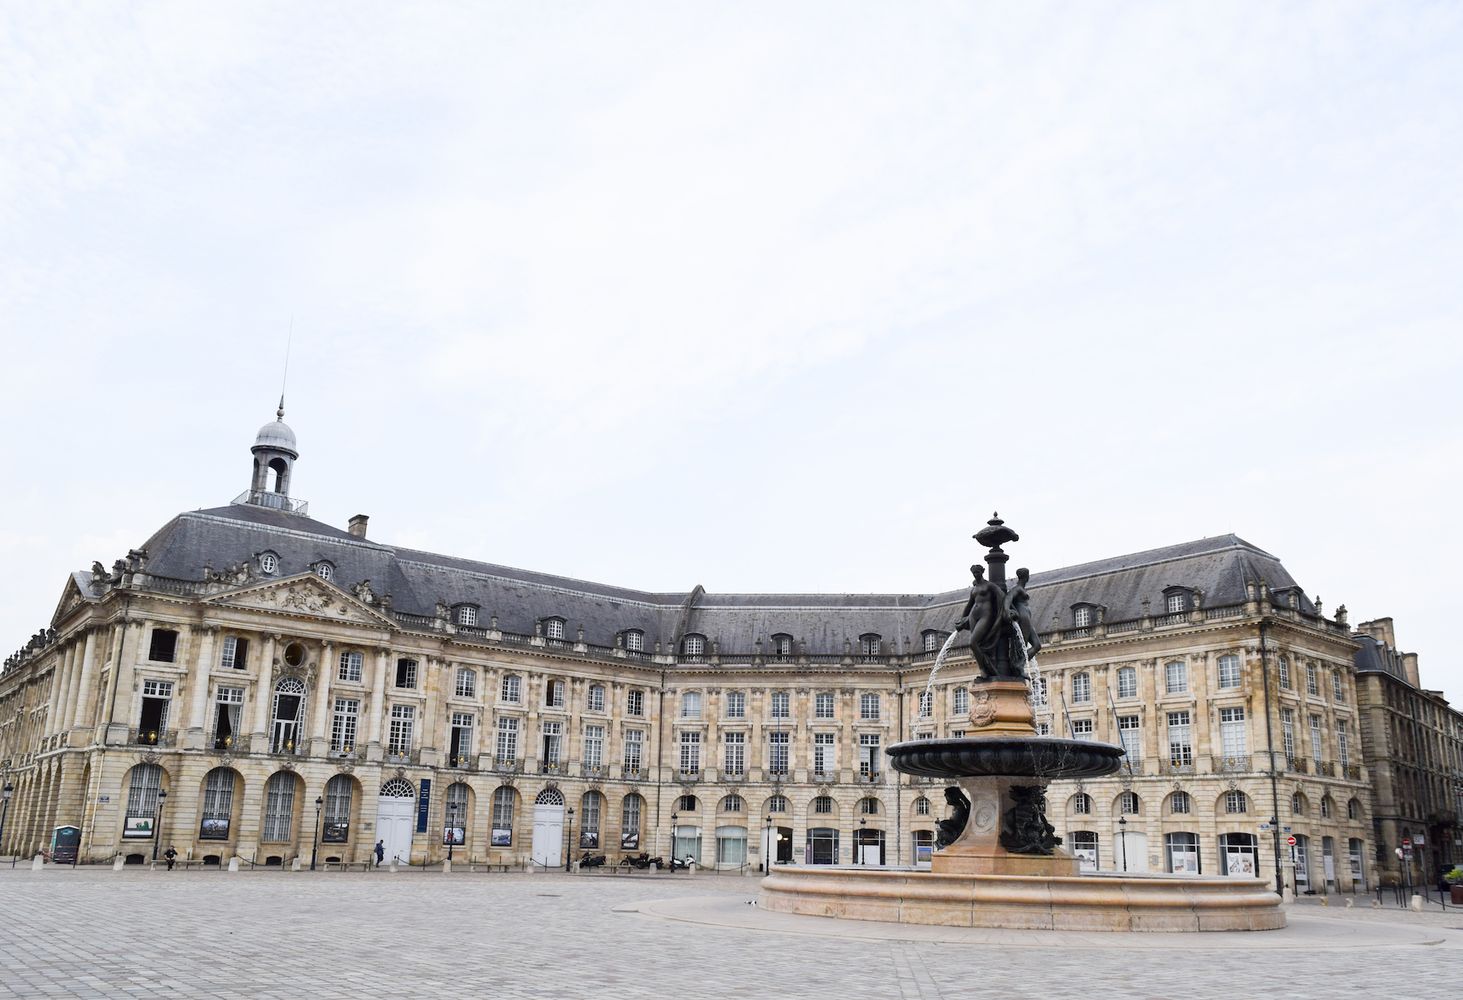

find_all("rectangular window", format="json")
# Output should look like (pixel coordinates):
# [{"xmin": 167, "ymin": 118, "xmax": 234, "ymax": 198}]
[
  {"xmin": 681, "ymin": 692, "xmax": 702, "ymax": 718},
  {"xmin": 679, "ymin": 731, "xmax": 701, "ymax": 774},
  {"xmin": 587, "ymin": 685, "xmax": 605, "ymax": 712},
  {"xmin": 626, "ymin": 689, "xmax": 644, "ymax": 717},
  {"xmin": 725, "ymin": 691, "xmax": 745, "ymax": 719},
  {"xmin": 212, "ymin": 687, "xmax": 244, "ymax": 749},
  {"xmin": 1220, "ymin": 706, "xmax": 1247, "ymax": 758},
  {"xmin": 394, "ymin": 658, "xmax": 417, "ymax": 690},
  {"xmin": 330, "ymin": 698, "xmax": 359, "ymax": 753},
  {"xmin": 1165, "ymin": 661, "xmax": 1187, "ymax": 694},
  {"xmin": 953, "ymin": 687, "xmax": 969, "ymax": 715},
  {"xmin": 623, "ymin": 729, "xmax": 644, "ymax": 774},
  {"xmin": 858, "ymin": 733, "xmax": 880, "ymax": 777},
  {"xmin": 1166, "ymin": 593, "xmax": 1186, "ymax": 614},
  {"xmin": 388, "ymin": 705, "xmax": 414, "ymax": 755},
  {"xmin": 1072, "ymin": 719, "xmax": 1094, "ymax": 739},
  {"xmin": 1118, "ymin": 715, "xmax": 1141, "ymax": 761},
  {"xmin": 860, "ymin": 693, "xmax": 880, "ymax": 721},
  {"xmin": 767, "ymin": 732, "xmax": 789, "ymax": 775},
  {"xmin": 1117, "ymin": 668, "xmax": 1137, "ymax": 699},
  {"xmin": 545, "ymin": 619, "xmax": 565, "ymax": 641},
  {"xmin": 337, "ymin": 650, "xmax": 363, "ymax": 682},
  {"xmin": 496, "ymin": 717, "xmax": 519, "ymax": 762},
  {"xmin": 1310, "ymin": 714, "xmax": 1324, "ymax": 764},
  {"xmin": 1281, "ymin": 708, "xmax": 1296, "ymax": 762},
  {"xmin": 1217, "ymin": 654, "xmax": 1241, "ymax": 689},
  {"xmin": 541, "ymin": 721, "xmax": 563, "ymax": 765},
  {"xmin": 1307, "ymin": 665, "xmax": 1319, "ymax": 697},
  {"xmin": 1167, "ymin": 710, "xmax": 1193, "ymax": 767},
  {"xmin": 723, "ymin": 732, "xmax": 745, "ymax": 776},
  {"xmin": 1337, "ymin": 721, "xmax": 1350, "ymax": 769},
  {"xmin": 1278, "ymin": 657, "xmax": 1292, "ymax": 690},
  {"xmin": 501, "ymin": 675, "xmax": 521, "ymax": 703},
  {"xmin": 814, "ymin": 692, "xmax": 834, "ymax": 719},
  {"xmin": 813, "ymin": 732, "xmax": 835, "ymax": 774},
  {"xmin": 139, "ymin": 680, "xmax": 173, "ymax": 739},
  {"xmin": 917, "ymin": 690, "xmax": 933, "ymax": 718},
  {"xmin": 449, "ymin": 712, "xmax": 474, "ymax": 765},
  {"xmin": 1332, "ymin": 672, "xmax": 1345, "ymax": 703},
  {"xmin": 148, "ymin": 629, "xmax": 178, "ymax": 663},
  {"xmin": 545, "ymin": 680, "xmax": 566, "ymax": 708},
  {"xmin": 454, "ymin": 669, "xmax": 476, "ymax": 699},
  {"xmin": 770, "ymin": 691, "xmax": 790, "ymax": 720},
  {"xmin": 220, "ymin": 636, "xmax": 249, "ymax": 670},
  {"xmin": 1071, "ymin": 673, "xmax": 1091, "ymax": 703},
  {"xmin": 583, "ymin": 725, "xmax": 604, "ymax": 769}
]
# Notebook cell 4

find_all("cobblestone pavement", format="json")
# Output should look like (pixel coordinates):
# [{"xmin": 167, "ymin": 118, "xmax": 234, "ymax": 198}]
[{"xmin": 2, "ymin": 869, "xmax": 1462, "ymax": 999}]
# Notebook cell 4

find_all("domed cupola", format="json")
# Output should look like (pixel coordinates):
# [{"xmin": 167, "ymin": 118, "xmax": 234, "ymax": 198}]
[{"xmin": 242, "ymin": 397, "xmax": 304, "ymax": 513}]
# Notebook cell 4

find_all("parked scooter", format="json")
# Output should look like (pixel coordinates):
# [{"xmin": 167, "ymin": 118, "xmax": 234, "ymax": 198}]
[{"xmin": 579, "ymin": 851, "xmax": 607, "ymax": 869}]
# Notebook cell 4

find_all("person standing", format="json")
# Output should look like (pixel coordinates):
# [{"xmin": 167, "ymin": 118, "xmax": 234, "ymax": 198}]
[{"xmin": 374, "ymin": 840, "xmax": 385, "ymax": 868}]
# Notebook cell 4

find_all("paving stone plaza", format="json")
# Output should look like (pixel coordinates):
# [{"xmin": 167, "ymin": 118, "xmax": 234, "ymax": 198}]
[{"xmin": 2, "ymin": 869, "xmax": 1462, "ymax": 999}]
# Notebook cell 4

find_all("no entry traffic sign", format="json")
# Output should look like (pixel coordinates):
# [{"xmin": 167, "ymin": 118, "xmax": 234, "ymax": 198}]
[{"xmin": 1286, "ymin": 835, "xmax": 1297, "ymax": 847}]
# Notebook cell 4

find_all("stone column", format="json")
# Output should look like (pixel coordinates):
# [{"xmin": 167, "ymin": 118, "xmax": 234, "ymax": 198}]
[
  {"xmin": 47, "ymin": 644, "xmax": 75, "ymax": 737},
  {"xmin": 183, "ymin": 626, "xmax": 218, "ymax": 750},
  {"xmin": 249, "ymin": 634, "xmax": 278, "ymax": 752},
  {"xmin": 61, "ymin": 634, "xmax": 88, "ymax": 733},
  {"xmin": 68, "ymin": 630, "xmax": 98, "ymax": 736},
  {"xmin": 103, "ymin": 621, "xmax": 142, "ymax": 744},
  {"xmin": 309, "ymin": 641, "xmax": 334, "ymax": 753},
  {"xmin": 365, "ymin": 647, "xmax": 389, "ymax": 758}
]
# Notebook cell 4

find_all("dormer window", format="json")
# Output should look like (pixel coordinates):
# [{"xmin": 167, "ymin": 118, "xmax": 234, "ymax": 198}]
[
  {"xmin": 1162, "ymin": 587, "xmax": 1192, "ymax": 615},
  {"xmin": 623, "ymin": 630, "xmax": 644, "ymax": 653},
  {"xmin": 682, "ymin": 634, "xmax": 707, "ymax": 658},
  {"xmin": 921, "ymin": 630, "xmax": 944, "ymax": 653},
  {"xmin": 1072, "ymin": 605, "xmax": 1094, "ymax": 628},
  {"xmin": 771, "ymin": 633, "xmax": 793, "ymax": 657},
  {"xmin": 543, "ymin": 618, "xmax": 566, "ymax": 641},
  {"xmin": 859, "ymin": 633, "xmax": 882, "ymax": 659},
  {"xmin": 456, "ymin": 606, "xmax": 478, "ymax": 627},
  {"xmin": 259, "ymin": 552, "xmax": 279, "ymax": 575},
  {"xmin": 314, "ymin": 562, "xmax": 334, "ymax": 582}
]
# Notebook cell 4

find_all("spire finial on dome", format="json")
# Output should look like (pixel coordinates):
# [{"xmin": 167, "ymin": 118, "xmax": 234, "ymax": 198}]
[{"xmin": 277, "ymin": 394, "xmax": 285, "ymax": 421}]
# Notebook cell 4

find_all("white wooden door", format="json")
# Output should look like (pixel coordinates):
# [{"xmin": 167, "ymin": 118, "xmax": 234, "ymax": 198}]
[
  {"xmin": 1120, "ymin": 831, "xmax": 1150, "ymax": 873},
  {"xmin": 531, "ymin": 803, "xmax": 563, "ymax": 867},
  {"xmin": 376, "ymin": 796, "xmax": 415, "ymax": 864}
]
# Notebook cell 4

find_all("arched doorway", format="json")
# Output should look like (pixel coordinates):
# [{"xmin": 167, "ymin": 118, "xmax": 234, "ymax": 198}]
[
  {"xmin": 531, "ymin": 787, "xmax": 565, "ymax": 867},
  {"xmin": 376, "ymin": 777, "xmax": 415, "ymax": 865}
]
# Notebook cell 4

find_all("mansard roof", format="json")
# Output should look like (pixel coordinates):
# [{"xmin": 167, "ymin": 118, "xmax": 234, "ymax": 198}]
[{"xmin": 125, "ymin": 504, "xmax": 1311, "ymax": 653}]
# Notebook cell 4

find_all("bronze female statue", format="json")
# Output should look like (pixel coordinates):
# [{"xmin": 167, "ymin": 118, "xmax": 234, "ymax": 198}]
[{"xmin": 1003, "ymin": 566, "xmax": 1042, "ymax": 662}]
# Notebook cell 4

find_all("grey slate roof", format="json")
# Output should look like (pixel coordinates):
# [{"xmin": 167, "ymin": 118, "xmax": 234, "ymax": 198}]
[{"xmin": 132, "ymin": 503, "xmax": 1310, "ymax": 653}]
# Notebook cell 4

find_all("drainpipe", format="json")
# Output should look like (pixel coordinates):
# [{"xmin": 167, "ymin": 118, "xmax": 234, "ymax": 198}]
[
  {"xmin": 654, "ymin": 660, "xmax": 667, "ymax": 863},
  {"xmin": 1259, "ymin": 620, "xmax": 1284, "ymax": 895}
]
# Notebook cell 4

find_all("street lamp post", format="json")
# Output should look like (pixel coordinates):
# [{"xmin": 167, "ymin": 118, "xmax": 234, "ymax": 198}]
[
  {"xmin": 1118, "ymin": 815, "xmax": 1128, "ymax": 873},
  {"xmin": 0, "ymin": 782, "xmax": 12, "ymax": 863},
  {"xmin": 151, "ymin": 788, "xmax": 168, "ymax": 863},
  {"xmin": 446, "ymin": 800, "xmax": 458, "ymax": 864},
  {"xmin": 310, "ymin": 795, "xmax": 323, "ymax": 871},
  {"xmin": 566, "ymin": 807, "xmax": 574, "ymax": 873},
  {"xmin": 859, "ymin": 817, "xmax": 867, "ymax": 865},
  {"xmin": 670, "ymin": 811, "xmax": 678, "ymax": 871}
]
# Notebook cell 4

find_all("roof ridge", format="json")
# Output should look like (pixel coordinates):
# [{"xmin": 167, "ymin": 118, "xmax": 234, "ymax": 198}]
[{"xmin": 1029, "ymin": 534, "xmax": 1277, "ymax": 588}]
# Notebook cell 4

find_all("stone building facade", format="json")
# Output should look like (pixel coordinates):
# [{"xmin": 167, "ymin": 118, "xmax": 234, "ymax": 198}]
[
  {"xmin": 0, "ymin": 412, "xmax": 1382, "ymax": 890},
  {"xmin": 1352, "ymin": 618, "xmax": 1463, "ymax": 886}
]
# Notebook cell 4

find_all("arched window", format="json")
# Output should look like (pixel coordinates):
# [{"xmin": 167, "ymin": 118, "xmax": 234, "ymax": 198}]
[
  {"xmin": 858, "ymin": 634, "xmax": 882, "ymax": 659},
  {"xmin": 259, "ymin": 552, "xmax": 278, "ymax": 575},
  {"xmin": 199, "ymin": 768, "xmax": 235, "ymax": 840},
  {"xmin": 315, "ymin": 562, "xmax": 334, "ymax": 582},
  {"xmin": 454, "ymin": 668, "xmax": 476, "ymax": 699},
  {"xmin": 580, "ymin": 791, "xmax": 603, "ymax": 848},
  {"xmin": 492, "ymin": 787, "xmax": 516, "ymax": 846},
  {"xmin": 444, "ymin": 782, "xmax": 470, "ymax": 844},
  {"xmin": 858, "ymin": 797, "xmax": 879, "ymax": 815},
  {"xmin": 720, "ymin": 794, "xmax": 744, "ymax": 813},
  {"xmin": 1168, "ymin": 790, "xmax": 1191, "ymax": 815},
  {"xmin": 380, "ymin": 777, "xmax": 414, "ymax": 798},
  {"xmin": 622, "ymin": 629, "xmax": 644, "ymax": 653},
  {"xmin": 771, "ymin": 633, "xmax": 794, "ymax": 658},
  {"xmin": 1320, "ymin": 795, "xmax": 1333, "ymax": 819},
  {"xmin": 812, "ymin": 795, "xmax": 835, "ymax": 815},
  {"xmin": 620, "ymin": 793, "xmax": 643, "ymax": 848},
  {"xmin": 543, "ymin": 617, "xmax": 566, "ymax": 641},
  {"xmin": 323, "ymin": 775, "xmax": 353, "ymax": 842},
  {"xmin": 270, "ymin": 678, "xmax": 306, "ymax": 754},
  {"xmin": 536, "ymin": 787, "xmax": 565, "ymax": 806},
  {"xmin": 1292, "ymin": 792, "xmax": 1307, "ymax": 815},
  {"xmin": 1347, "ymin": 797, "xmax": 1362, "ymax": 821},
  {"xmin": 676, "ymin": 794, "xmax": 698, "ymax": 813},
  {"xmin": 261, "ymin": 772, "xmax": 296, "ymax": 842},
  {"xmin": 1224, "ymin": 790, "xmax": 1249, "ymax": 814},
  {"xmin": 682, "ymin": 633, "xmax": 707, "ymax": 658},
  {"xmin": 1071, "ymin": 792, "xmax": 1092, "ymax": 815},
  {"xmin": 913, "ymin": 796, "xmax": 931, "ymax": 816},
  {"xmin": 1118, "ymin": 791, "xmax": 1140, "ymax": 815},
  {"xmin": 1073, "ymin": 605, "xmax": 1093, "ymax": 628},
  {"xmin": 766, "ymin": 794, "xmax": 789, "ymax": 814}
]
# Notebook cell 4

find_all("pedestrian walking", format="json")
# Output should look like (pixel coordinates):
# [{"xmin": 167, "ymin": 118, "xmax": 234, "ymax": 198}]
[{"xmin": 374, "ymin": 840, "xmax": 385, "ymax": 868}]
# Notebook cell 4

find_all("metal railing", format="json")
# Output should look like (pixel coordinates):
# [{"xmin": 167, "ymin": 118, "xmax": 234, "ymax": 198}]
[
  {"xmin": 129, "ymin": 728, "xmax": 175, "ymax": 748},
  {"xmin": 232, "ymin": 490, "xmax": 309, "ymax": 516}
]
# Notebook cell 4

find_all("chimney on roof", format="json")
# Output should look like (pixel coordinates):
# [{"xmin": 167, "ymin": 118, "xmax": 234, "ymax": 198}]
[
  {"xmin": 1401, "ymin": 652, "xmax": 1421, "ymax": 688},
  {"xmin": 348, "ymin": 514, "xmax": 369, "ymax": 539}
]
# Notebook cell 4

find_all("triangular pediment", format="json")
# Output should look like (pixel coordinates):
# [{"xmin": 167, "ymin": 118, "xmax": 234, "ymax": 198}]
[
  {"xmin": 205, "ymin": 573, "xmax": 396, "ymax": 628},
  {"xmin": 51, "ymin": 573, "xmax": 97, "ymax": 627}
]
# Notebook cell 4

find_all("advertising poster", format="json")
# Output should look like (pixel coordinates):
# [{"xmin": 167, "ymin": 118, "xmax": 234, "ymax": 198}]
[
  {"xmin": 124, "ymin": 816, "xmax": 154, "ymax": 839},
  {"xmin": 579, "ymin": 830, "xmax": 599, "ymax": 849},
  {"xmin": 199, "ymin": 818, "xmax": 230, "ymax": 840},
  {"xmin": 620, "ymin": 831, "xmax": 639, "ymax": 849},
  {"xmin": 491, "ymin": 827, "xmax": 512, "ymax": 847},
  {"xmin": 323, "ymin": 822, "xmax": 349, "ymax": 844},
  {"xmin": 443, "ymin": 826, "xmax": 465, "ymax": 846}
]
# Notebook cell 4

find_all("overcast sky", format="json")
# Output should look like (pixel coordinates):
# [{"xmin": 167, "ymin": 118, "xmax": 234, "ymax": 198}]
[{"xmin": 2, "ymin": 2, "xmax": 1459, "ymax": 697}]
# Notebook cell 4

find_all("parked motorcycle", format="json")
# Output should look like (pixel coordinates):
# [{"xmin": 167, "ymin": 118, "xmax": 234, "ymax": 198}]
[{"xmin": 579, "ymin": 851, "xmax": 607, "ymax": 869}]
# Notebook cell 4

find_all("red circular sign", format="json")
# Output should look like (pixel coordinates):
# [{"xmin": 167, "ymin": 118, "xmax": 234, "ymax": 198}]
[
  {"xmin": 1402, "ymin": 837, "xmax": 1412, "ymax": 847},
  {"xmin": 1287, "ymin": 835, "xmax": 1297, "ymax": 846}
]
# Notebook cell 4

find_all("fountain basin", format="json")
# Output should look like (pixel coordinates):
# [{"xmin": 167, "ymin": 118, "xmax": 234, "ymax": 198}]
[
  {"xmin": 887, "ymin": 736, "xmax": 1125, "ymax": 781},
  {"xmin": 759, "ymin": 867, "xmax": 1286, "ymax": 932}
]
